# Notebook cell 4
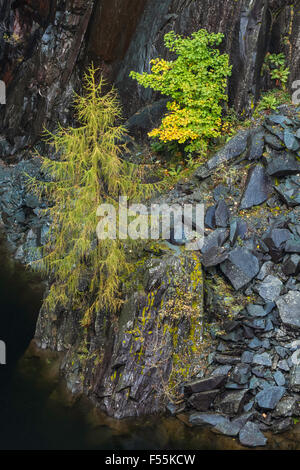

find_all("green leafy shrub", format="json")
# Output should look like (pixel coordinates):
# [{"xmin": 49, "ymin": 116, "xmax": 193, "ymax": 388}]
[
  {"xmin": 130, "ymin": 29, "xmax": 232, "ymax": 155},
  {"xmin": 28, "ymin": 66, "xmax": 156, "ymax": 327},
  {"xmin": 255, "ymin": 89, "xmax": 291, "ymax": 114},
  {"xmin": 263, "ymin": 52, "xmax": 290, "ymax": 90}
]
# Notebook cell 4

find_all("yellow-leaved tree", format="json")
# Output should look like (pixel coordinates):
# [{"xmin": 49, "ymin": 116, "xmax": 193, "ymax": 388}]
[
  {"xmin": 28, "ymin": 66, "xmax": 156, "ymax": 327},
  {"xmin": 130, "ymin": 30, "xmax": 232, "ymax": 156}
]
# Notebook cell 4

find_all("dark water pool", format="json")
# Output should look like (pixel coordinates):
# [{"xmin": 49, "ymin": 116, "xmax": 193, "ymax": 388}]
[{"xmin": 0, "ymin": 239, "xmax": 300, "ymax": 450}]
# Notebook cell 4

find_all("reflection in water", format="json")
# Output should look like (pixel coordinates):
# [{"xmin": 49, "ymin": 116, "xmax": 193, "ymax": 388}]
[{"xmin": 0, "ymin": 238, "xmax": 299, "ymax": 450}]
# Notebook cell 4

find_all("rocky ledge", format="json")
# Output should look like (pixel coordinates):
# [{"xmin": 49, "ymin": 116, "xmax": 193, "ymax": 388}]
[
  {"xmin": 162, "ymin": 105, "xmax": 300, "ymax": 447},
  {"xmin": 1, "ymin": 106, "xmax": 300, "ymax": 448}
]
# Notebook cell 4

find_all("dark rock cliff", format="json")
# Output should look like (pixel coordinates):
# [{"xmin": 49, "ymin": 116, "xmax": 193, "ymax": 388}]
[{"xmin": 0, "ymin": 0, "xmax": 299, "ymax": 156}]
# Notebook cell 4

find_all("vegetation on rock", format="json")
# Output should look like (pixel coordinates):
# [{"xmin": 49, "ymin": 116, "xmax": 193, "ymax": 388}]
[
  {"xmin": 28, "ymin": 66, "xmax": 156, "ymax": 327},
  {"xmin": 130, "ymin": 29, "xmax": 232, "ymax": 156}
]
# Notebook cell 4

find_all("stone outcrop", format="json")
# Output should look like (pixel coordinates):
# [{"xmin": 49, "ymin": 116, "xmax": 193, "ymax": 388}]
[
  {"xmin": 35, "ymin": 250, "xmax": 205, "ymax": 419},
  {"xmin": 0, "ymin": 0, "xmax": 300, "ymax": 449},
  {"xmin": 0, "ymin": 0, "xmax": 299, "ymax": 156}
]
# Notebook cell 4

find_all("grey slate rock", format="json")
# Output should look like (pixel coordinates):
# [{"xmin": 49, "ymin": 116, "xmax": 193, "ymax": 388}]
[
  {"xmin": 215, "ymin": 200, "xmax": 229, "ymax": 228},
  {"xmin": 188, "ymin": 390, "xmax": 219, "ymax": 411},
  {"xmin": 282, "ymin": 254, "xmax": 300, "ymax": 275},
  {"xmin": 247, "ymin": 304, "xmax": 267, "ymax": 317},
  {"xmin": 239, "ymin": 422, "xmax": 267, "ymax": 447},
  {"xmin": 274, "ymin": 396, "xmax": 298, "ymax": 417},
  {"xmin": 206, "ymin": 130, "xmax": 250, "ymax": 171},
  {"xmin": 266, "ymin": 152, "xmax": 300, "ymax": 177},
  {"xmin": 202, "ymin": 247, "xmax": 228, "ymax": 268},
  {"xmin": 220, "ymin": 248, "xmax": 260, "ymax": 290},
  {"xmin": 284, "ymin": 129, "xmax": 300, "ymax": 151},
  {"xmin": 247, "ymin": 130, "xmax": 265, "ymax": 161},
  {"xmin": 230, "ymin": 218, "xmax": 248, "ymax": 246},
  {"xmin": 214, "ymin": 412, "xmax": 253, "ymax": 437},
  {"xmin": 264, "ymin": 133, "xmax": 284, "ymax": 150},
  {"xmin": 211, "ymin": 365, "xmax": 232, "ymax": 376},
  {"xmin": 290, "ymin": 366, "xmax": 300, "ymax": 392},
  {"xmin": 253, "ymin": 352, "xmax": 272, "ymax": 367},
  {"xmin": 240, "ymin": 165, "xmax": 272, "ymax": 210},
  {"xmin": 276, "ymin": 291, "xmax": 300, "ymax": 329},
  {"xmin": 204, "ymin": 206, "xmax": 216, "ymax": 229},
  {"xmin": 285, "ymin": 239, "xmax": 300, "ymax": 253},
  {"xmin": 241, "ymin": 351, "xmax": 254, "ymax": 363},
  {"xmin": 256, "ymin": 386, "xmax": 286, "ymax": 409},
  {"xmin": 231, "ymin": 363, "xmax": 251, "ymax": 385},
  {"xmin": 273, "ymin": 371, "xmax": 286, "ymax": 386},
  {"xmin": 278, "ymin": 360, "xmax": 290, "ymax": 372},
  {"xmin": 215, "ymin": 389, "xmax": 249, "ymax": 415},
  {"xmin": 267, "ymin": 114, "xmax": 292, "ymax": 126},
  {"xmin": 201, "ymin": 228, "xmax": 228, "ymax": 254},
  {"xmin": 189, "ymin": 412, "xmax": 228, "ymax": 427},
  {"xmin": 272, "ymin": 417, "xmax": 294, "ymax": 434},
  {"xmin": 257, "ymin": 275, "xmax": 283, "ymax": 302},
  {"xmin": 184, "ymin": 375, "xmax": 227, "ymax": 395}
]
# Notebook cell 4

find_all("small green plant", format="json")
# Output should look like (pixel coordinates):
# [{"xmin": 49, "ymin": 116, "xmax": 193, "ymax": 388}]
[
  {"xmin": 255, "ymin": 89, "xmax": 291, "ymax": 114},
  {"xmin": 263, "ymin": 52, "xmax": 290, "ymax": 90},
  {"xmin": 130, "ymin": 29, "xmax": 232, "ymax": 156},
  {"xmin": 28, "ymin": 66, "xmax": 157, "ymax": 327}
]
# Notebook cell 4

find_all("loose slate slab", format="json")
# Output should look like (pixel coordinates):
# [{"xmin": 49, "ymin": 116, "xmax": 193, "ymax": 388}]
[
  {"xmin": 239, "ymin": 422, "xmax": 267, "ymax": 447},
  {"xmin": 184, "ymin": 375, "xmax": 227, "ymax": 395},
  {"xmin": 240, "ymin": 165, "xmax": 272, "ymax": 210},
  {"xmin": 247, "ymin": 130, "xmax": 265, "ymax": 161},
  {"xmin": 266, "ymin": 152, "xmax": 300, "ymax": 177},
  {"xmin": 202, "ymin": 246, "xmax": 229, "ymax": 268},
  {"xmin": 188, "ymin": 390, "xmax": 219, "ymax": 411},
  {"xmin": 201, "ymin": 228, "xmax": 228, "ymax": 254},
  {"xmin": 253, "ymin": 352, "xmax": 272, "ymax": 367},
  {"xmin": 284, "ymin": 129, "xmax": 300, "ymax": 151},
  {"xmin": 256, "ymin": 386, "xmax": 286, "ymax": 410},
  {"xmin": 220, "ymin": 248, "xmax": 260, "ymax": 290},
  {"xmin": 189, "ymin": 413, "xmax": 228, "ymax": 427},
  {"xmin": 264, "ymin": 133, "xmax": 284, "ymax": 150},
  {"xmin": 257, "ymin": 275, "xmax": 283, "ymax": 302},
  {"xmin": 230, "ymin": 218, "xmax": 248, "ymax": 245},
  {"xmin": 282, "ymin": 254, "xmax": 300, "ymax": 275},
  {"xmin": 215, "ymin": 200, "xmax": 229, "ymax": 227},
  {"xmin": 290, "ymin": 366, "xmax": 300, "ymax": 392},
  {"xmin": 276, "ymin": 291, "xmax": 300, "ymax": 329},
  {"xmin": 215, "ymin": 389, "xmax": 249, "ymax": 415},
  {"xmin": 246, "ymin": 304, "xmax": 267, "ymax": 317},
  {"xmin": 206, "ymin": 130, "xmax": 250, "ymax": 171}
]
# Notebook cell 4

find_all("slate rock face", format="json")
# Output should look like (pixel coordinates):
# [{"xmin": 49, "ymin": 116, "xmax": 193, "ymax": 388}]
[
  {"xmin": 240, "ymin": 165, "xmax": 272, "ymax": 209},
  {"xmin": 220, "ymin": 248, "xmax": 260, "ymax": 290},
  {"xmin": 276, "ymin": 291, "xmax": 300, "ymax": 329}
]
